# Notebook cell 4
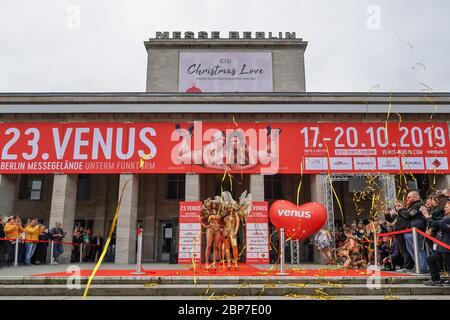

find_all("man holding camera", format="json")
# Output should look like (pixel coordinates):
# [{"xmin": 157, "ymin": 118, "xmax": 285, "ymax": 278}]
[
  {"xmin": 24, "ymin": 218, "xmax": 44, "ymax": 266},
  {"xmin": 50, "ymin": 222, "xmax": 66, "ymax": 264},
  {"xmin": 3, "ymin": 216, "xmax": 24, "ymax": 267},
  {"xmin": 395, "ymin": 191, "xmax": 428, "ymax": 274}
]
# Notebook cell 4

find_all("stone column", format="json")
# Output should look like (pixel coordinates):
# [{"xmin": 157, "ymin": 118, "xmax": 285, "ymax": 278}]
[
  {"xmin": 93, "ymin": 175, "xmax": 107, "ymax": 237},
  {"xmin": 310, "ymin": 174, "xmax": 328, "ymax": 264},
  {"xmin": 115, "ymin": 174, "xmax": 139, "ymax": 264},
  {"xmin": 185, "ymin": 173, "xmax": 200, "ymax": 201},
  {"xmin": 250, "ymin": 174, "xmax": 264, "ymax": 201},
  {"xmin": 0, "ymin": 175, "xmax": 17, "ymax": 217},
  {"xmin": 143, "ymin": 175, "xmax": 157, "ymax": 261},
  {"xmin": 49, "ymin": 174, "xmax": 78, "ymax": 264}
]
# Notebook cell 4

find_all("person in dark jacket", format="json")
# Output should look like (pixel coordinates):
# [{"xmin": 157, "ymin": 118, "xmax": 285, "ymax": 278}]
[
  {"xmin": 422, "ymin": 198, "xmax": 450, "ymax": 286},
  {"xmin": 396, "ymin": 191, "xmax": 427, "ymax": 273},
  {"xmin": 421, "ymin": 193, "xmax": 446, "ymax": 253},
  {"xmin": 32, "ymin": 226, "xmax": 50, "ymax": 264},
  {"xmin": 90, "ymin": 234, "xmax": 104, "ymax": 262},
  {"xmin": 385, "ymin": 206, "xmax": 415, "ymax": 271}
]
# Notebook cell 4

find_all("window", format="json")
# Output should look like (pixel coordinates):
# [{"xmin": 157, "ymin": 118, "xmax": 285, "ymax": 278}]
[
  {"xmin": 264, "ymin": 174, "xmax": 282, "ymax": 199},
  {"xmin": 19, "ymin": 175, "xmax": 43, "ymax": 200},
  {"xmin": 166, "ymin": 174, "xmax": 186, "ymax": 199},
  {"xmin": 77, "ymin": 174, "xmax": 91, "ymax": 200}
]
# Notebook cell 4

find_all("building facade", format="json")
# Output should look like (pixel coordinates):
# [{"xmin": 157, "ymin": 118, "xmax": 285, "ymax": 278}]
[{"xmin": 0, "ymin": 35, "xmax": 449, "ymax": 264}]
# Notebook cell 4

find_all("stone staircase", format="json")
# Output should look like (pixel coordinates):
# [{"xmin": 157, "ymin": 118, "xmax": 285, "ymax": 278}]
[{"xmin": 0, "ymin": 275, "xmax": 449, "ymax": 298}]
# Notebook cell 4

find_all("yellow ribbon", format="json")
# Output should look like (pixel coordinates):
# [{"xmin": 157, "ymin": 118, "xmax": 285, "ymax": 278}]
[{"xmin": 82, "ymin": 177, "xmax": 131, "ymax": 299}]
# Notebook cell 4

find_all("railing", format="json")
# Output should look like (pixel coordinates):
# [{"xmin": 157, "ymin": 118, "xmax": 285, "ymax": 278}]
[{"xmin": 0, "ymin": 237, "xmax": 101, "ymax": 267}]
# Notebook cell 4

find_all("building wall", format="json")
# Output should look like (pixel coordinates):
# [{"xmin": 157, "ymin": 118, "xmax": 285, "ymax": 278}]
[{"xmin": 145, "ymin": 44, "xmax": 307, "ymax": 92}]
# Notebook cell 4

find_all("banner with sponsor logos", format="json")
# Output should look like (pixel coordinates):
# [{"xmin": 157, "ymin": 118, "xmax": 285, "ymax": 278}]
[
  {"xmin": 178, "ymin": 202, "xmax": 202, "ymax": 264},
  {"xmin": 178, "ymin": 52, "xmax": 273, "ymax": 92},
  {"xmin": 0, "ymin": 122, "xmax": 448, "ymax": 174},
  {"xmin": 246, "ymin": 202, "xmax": 270, "ymax": 264}
]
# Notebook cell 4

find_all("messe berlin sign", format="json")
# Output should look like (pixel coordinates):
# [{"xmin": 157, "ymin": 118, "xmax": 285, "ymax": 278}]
[
  {"xmin": 0, "ymin": 122, "xmax": 448, "ymax": 174},
  {"xmin": 178, "ymin": 52, "xmax": 273, "ymax": 92}
]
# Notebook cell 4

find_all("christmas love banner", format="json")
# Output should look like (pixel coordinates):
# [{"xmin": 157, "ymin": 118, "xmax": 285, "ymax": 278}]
[
  {"xmin": 178, "ymin": 52, "xmax": 273, "ymax": 93},
  {"xmin": 246, "ymin": 202, "xmax": 270, "ymax": 264},
  {"xmin": 178, "ymin": 202, "xmax": 202, "ymax": 264},
  {"xmin": 0, "ymin": 122, "xmax": 448, "ymax": 174}
]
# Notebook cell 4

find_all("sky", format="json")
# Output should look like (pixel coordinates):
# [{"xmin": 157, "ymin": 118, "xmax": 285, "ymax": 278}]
[{"xmin": 0, "ymin": 0, "xmax": 449, "ymax": 93}]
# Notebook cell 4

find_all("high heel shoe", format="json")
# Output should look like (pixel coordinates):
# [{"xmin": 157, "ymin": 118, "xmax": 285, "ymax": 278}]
[{"xmin": 227, "ymin": 264, "xmax": 231, "ymax": 271}]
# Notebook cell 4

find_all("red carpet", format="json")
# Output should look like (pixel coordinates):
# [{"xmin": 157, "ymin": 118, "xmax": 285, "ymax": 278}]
[{"xmin": 33, "ymin": 264, "xmax": 409, "ymax": 277}]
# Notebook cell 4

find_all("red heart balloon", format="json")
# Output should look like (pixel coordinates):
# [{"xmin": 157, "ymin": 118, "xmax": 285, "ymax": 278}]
[{"xmin": 269, "ymin": 200, "xmax": 327, "ymax": 240}]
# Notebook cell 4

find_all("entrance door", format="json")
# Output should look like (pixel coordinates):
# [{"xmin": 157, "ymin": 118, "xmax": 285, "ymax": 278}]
[{"xmin": 158, "ymin": 221, "xmax": 173, "ymax": 262}]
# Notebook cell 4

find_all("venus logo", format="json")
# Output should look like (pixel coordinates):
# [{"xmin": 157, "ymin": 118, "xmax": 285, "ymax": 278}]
[{"xmin": 278, "ymin": 209, "xmax": 311, "ymax": 218}]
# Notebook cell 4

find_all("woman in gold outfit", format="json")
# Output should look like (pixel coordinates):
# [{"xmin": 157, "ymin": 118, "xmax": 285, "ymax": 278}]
[
  {"xmin": 201, "ymin": 199, "xmax": 223, "ymax": 270},
  {"xmin": 222, "ymin": 203, "xmax": 240, "ymax": 270}
]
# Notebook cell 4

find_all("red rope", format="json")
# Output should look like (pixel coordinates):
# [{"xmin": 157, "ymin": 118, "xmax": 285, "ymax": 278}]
[
  {"xmin": 377, "ymin": 229, "xmax": 412, "ymax": 237},
  {"xmin": 0, "ymin": 238, "xmax": 99, "ymax": 246},
  {"xmin": 416, "ymin": 229, "xmax": 450, "ymax": 250}
]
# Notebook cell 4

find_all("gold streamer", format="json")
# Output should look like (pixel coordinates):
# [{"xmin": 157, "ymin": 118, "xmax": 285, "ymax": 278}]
[{"xmin": 82, "ymin": 177, "xmax": 131, "ymax": 299}]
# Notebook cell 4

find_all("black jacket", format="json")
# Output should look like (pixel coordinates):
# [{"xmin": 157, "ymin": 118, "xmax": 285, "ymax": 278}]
[
  {"xmin": 385, "ymin": 212, "xmax": 409, "ymax": 231},
  {"xmin": 398, "ymin": 200, "xmax": 425, "ymax": 230},
  {"xmin": 427, "ymin": 215, "xmax": 450, "ymax": 253}
]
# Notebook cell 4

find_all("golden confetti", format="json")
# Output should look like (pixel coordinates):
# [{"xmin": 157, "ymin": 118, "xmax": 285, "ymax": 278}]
[
  {"xmin": 144, "ymin": 283, "xmax": 160, "ymax": 288},
  {"xmin": 288, "ymin": 283, "xmax": 309, "ymax": 288},
  {"xmin": 320, "ymin": 282, "xmax": 343, "ymax": 288}
]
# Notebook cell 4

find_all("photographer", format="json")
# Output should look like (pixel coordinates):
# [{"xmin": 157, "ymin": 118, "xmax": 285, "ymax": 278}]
[
  {"xmin": 24, "ymin": 218, "xmax": 43, "ymax": 266},
  {"xmin": 3, "ymin": 216, "xmax": 24, "ymax": 266},
  {"xmin": 385, "ymin": 204, "xmax": 415, "ymax": 272},
  {"xmin": 420, "ymin": 193, "xmax": 446, "ymax": 253},
  {"xmin": 396, "ymin": 191, "xmax": 427, "ymax": 274},
  {"xmin": 50, "ymin": 222, "xmax": 66, "ymax": 264},
  {"xmin": 422, "ymin": 198, "xmax": 450, "ymax": 286}
]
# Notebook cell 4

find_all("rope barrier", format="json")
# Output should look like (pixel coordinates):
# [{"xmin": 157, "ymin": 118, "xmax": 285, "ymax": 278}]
[
  {"xmin": 416, "ymin": 229, "xmax": 450, "ymax": 250},
  {"xmin": 0, "ymin": 237, "xmax": 100, "ymax": 246}
]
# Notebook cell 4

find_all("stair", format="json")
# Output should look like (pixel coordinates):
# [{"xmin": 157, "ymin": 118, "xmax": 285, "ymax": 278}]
[{"xmin": 0, "ymin": 276, "xmax": 448, "ymax": 298}]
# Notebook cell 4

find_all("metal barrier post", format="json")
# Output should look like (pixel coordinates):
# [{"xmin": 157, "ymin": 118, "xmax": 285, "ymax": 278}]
[
  {"xmin": 276, "ymin": 228, "xmax": 289, "ymax": 275},
  {"xmin": 50, "ymin": 240, "xmax": 54, "ymax": 264},
  {"xmin": 412, "ymin": 227, "xmax": 420, "ymax": 274},
  {"xmin": 131, "ymin": 229, "xmax": 145, "ymax": 275},
  {"xmin": 14, "ymin": 238, "xmax": 19, "ymax": 267},
  {"xmin": 80, "ymin": 243, "xmax": 83, "ymax": 263},
  {"xmin": 374, "ymin": 233, "xmax": 379, "ymax": 267}
]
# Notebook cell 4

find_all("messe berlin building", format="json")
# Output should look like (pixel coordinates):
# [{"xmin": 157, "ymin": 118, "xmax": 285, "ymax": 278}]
[{"xmin": 0, "ymin": 33, "xmax": 449, "ymax": 264}]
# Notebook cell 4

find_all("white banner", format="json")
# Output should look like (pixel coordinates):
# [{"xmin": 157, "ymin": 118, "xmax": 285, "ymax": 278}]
[{"xmin": 179, "ymin": 52, "xmax": 273, "ymax": 92}]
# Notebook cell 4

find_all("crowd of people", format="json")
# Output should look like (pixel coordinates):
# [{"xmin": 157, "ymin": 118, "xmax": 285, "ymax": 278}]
[
  {"xmin": 313, "ymin": 188, "xmax": 450, "ymax": 287},
  {"xmin": 0, "ymin": 216, "xmax": 111, "ymax": 267},
  {"xmin": 71, "ymin": 226, "xmax": 105, "ymax": 263}
]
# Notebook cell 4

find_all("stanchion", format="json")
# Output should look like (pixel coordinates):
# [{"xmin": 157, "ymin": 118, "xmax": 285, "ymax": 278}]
[
  {"xmin": 50, "ymin": 240, "xmax": 54, "ymax": 264},
  {"xmin": 373, "ymin": 233, "xmax": 379, "ymax": 267},
  {"xmin": 80, "ymin": 243, "xmax": 83, "ymax": 263},
  {"xmin": 412, "ymin": 227, "xmax": 420, "ymax": 274},
  {"xmin": 131, "ymin": 228, "xmax": 145, "ymax": 275},
  {"xmin": 276, "ymin": 228, "xmax": 289, "ymax": 276},
  {"xmin": 14, "ymin": 238, "xmax": 19, "ymax": 267}
]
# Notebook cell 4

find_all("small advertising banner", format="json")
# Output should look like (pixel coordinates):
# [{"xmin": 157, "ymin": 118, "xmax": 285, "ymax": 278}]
[
  {"xmin": 178, "ymin": 52, "xmax": 273, "ymax": 92},
  {"xmin": 178, "ymin": 201, "xmax": 202, "ymax": 264},
  {"xmin": 246, "ymin": 201, "xmax": 269, "ymax": 264}
]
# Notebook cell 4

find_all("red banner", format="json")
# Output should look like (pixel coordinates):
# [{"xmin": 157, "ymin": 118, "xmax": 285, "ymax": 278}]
[
  {"xmin": 178, "ymin": 202, "xmax": 202, "ymax": 264},
  {"xmin": 0, "ymin": 122, "xmax": 448, "ymax": 174},
  {"xmin": 246, "ymin": 202, "xmax": 269, "ymax": 264}
]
